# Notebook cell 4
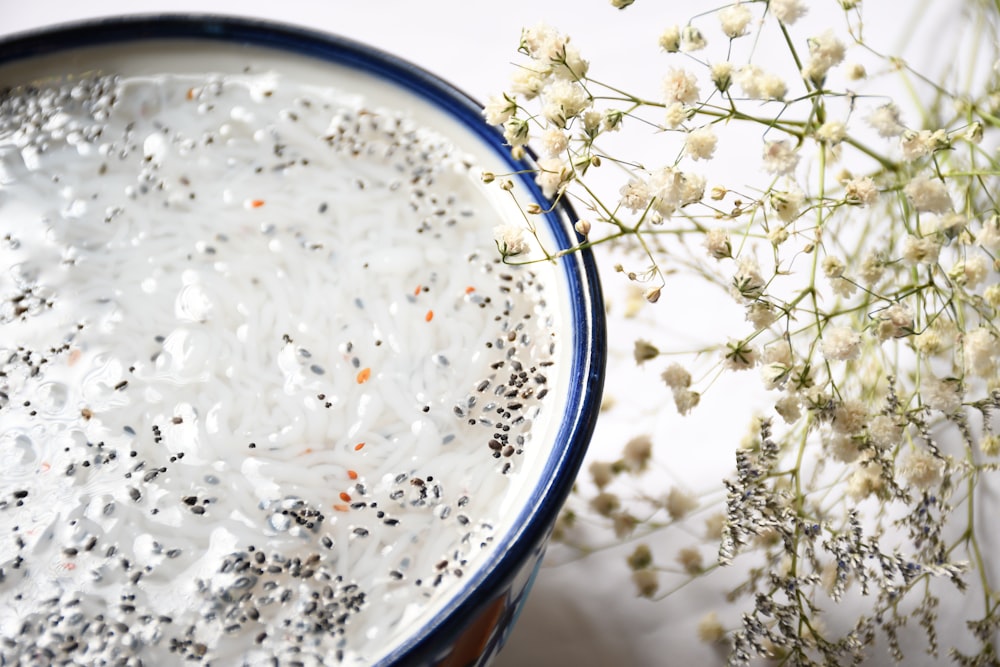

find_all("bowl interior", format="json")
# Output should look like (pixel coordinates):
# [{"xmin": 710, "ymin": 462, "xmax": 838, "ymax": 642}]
[{"xmin": 0, "ymin": 16, "xmax": 604, "ymax": 665}]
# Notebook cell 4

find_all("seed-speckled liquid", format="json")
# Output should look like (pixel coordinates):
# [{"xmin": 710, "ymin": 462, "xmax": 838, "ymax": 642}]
[{"xmin": 0, "ymin": 42, "xmax": 568, "ymax": 665}]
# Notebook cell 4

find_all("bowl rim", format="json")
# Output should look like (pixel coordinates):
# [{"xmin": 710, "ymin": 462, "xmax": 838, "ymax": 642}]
[{"xmin": 0, "ymin": 14, "xmax": 606, "ymax": 665}]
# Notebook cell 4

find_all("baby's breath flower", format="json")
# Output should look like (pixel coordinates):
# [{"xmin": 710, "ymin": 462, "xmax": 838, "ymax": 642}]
[
  {"xmin": 659, "ymin": 25, "xmax": 681, "ymax": 52},
  {"xmin": 822, "ymin": 255, "xmax": 845, "ymax": 279},
  {"xmin": 613, "ymin": 512, "xmax": 639, "ymax": 538},
  {"xmin": 676, "ymin": 546, "xmax": 704, "ymax": 574},
  {"xmin": 767, "ymin": 226, "xmax": 787, "ymax": 245},
  {"xmin": 825, "ymin": 432, "xmax": 862, "ymax": 463},
  {"xmin": 985, "ymin": 284, "xmax": 1000, "ymax": 309},
  {"xmin": 493, "ymin": 224, "xmax": 530, "ymax": 256},
  {"xmin": 868, "ymin": 414, "xmax": 902, "ymax": 450},
  {"xmin": 663, "ymin": 67, "xmax": 701, "ymax": 105},
  {"xmin": 685, "ymin": 126, "xmax": 718, "ymax": 161},
  {"xmin": 484, "ymin": 94, "xmax": 517, "ymax": 126},
  {"xmin": 502, "ymin": 116, "xmax": 530, "ymax": 148},
  {"xmin": 965, "ymin": 120, "xmax": 984, "ymax": 143},
  {"xmin": 705, "ymin": 63, "xmax": 733, "ymax": 95},
  {"xmin": 762, "ymin": 140, "xmax": 800, "ymax": 175},
  {"xmin": 623, "ymin": 434, "xmax": 654, "ymax": 471},
  {"xmin": 858, "ymin": 250, "xmax": 886, "ymax": 284},
  {"xmin": 914, "ymin": 322, "xmax": 948, "ymax": 355},
  {"xmin": 950, "ymin": 255, "xmax": 990, "ymax": 287},
  {"xmin": 746, "ymin": 301, "xmax": 778, "ymax": 329},
  {"xmin": 802, "ymin": 30, "xmax": 846, "ymax": 84},
  {"xmin": 634, "ymin": 339, "xmax": 660, "ymax": 365},
  {"xmin": 900, "ymin": 129, "xmax": 933, "ymax": 161},
  {"xmin": 574, "ymin": 219, "xmax": 591, "ymax": 237},
  {"xmin": 922, "ymin": 375, "xmax": 963, "ymax": 413},
  {"xmin": 928, "ymin": 212, "xmax": 966, "ymax": 239},
  {"xmin": 534, "ymin": 157, "xmax": 570, "ymax": 199},
  {"xmin": 647, "ymin": 166, "xmax": 706, "ymax": 215},
  {"xmin": 804, "ymin": 386, "xmax": 832, "ymax": 412},
  {"xmin": 666, "ymin": 487, "xmax": 698, "ymax": 520},
  {"xmin": 590, "ymin": 461, "xmax": 615, "ymax": 489},
  {"xmin": 590, "ymin": 491, "xmax": 621, "ymax": 517},
  {"xmin": 662, "ymin": 101, "xmax": 689, "ymax": 129},
  {"xmin": 774, "ymin": 393, "xmax": 802, "ymax": 423},
  {"xmin": 964, "ymin": 328, "xmax": 999, "ymax": 378},
  {"xmin": 541, "ymin": 79, "xmax": 591, "ymax": 128},
  {"xmin": 681, "ymin": 25, "xmax": 707, "ymax": 52},
  {"xmin": 900, "ymin": 448, "xmax": 945, "ymax": 491},
  {"xmin": 977, "ymin": 214, "xmax": 1000, "ymax": 251},
  {"xmin": 832, "ymin": 399, "xmax": 868, "ymax": 434},
  {"xmin": 672, "ymin": 388, "xmax": 701, "ymax": 415},
  {"xmin": 763, "ymin": 341, "xmax": 793, "ymax": 366},
  {"xmin": 520, "ymin": 23, "xmax": 559, "ymax": 60},
  {"xmin": 540, "ymin": 127, "xmax": 569, "ymax": 156},
  {"xmin": 520, "ymin": 24, "xmax": 588, "ymax": 80},
  {"xmin": 902, "ymin": 235, "xmax": 942, "ymax": 264},
  {"xmin": 770, "ymin": 0, "xmax": 807, "ymax": 24},
  {"xmin": 736, "ymin": 64, "xmax": 787, "ymax": 100},
  {"xmin": 602, "ymin": 109, "xmax": 625, "ymax": 132},
  {"xmin": 680, "ymin": 173, "xmax": 706, "ymax": 205},
  {"xmin": 761, "ymin": 362, "xmax": 791, "ymax": 390},
  {"xmin": 703, "ymin": 228, "xmax": 732, "ymax": 260},
  {"xmin": 816, "ymin": 120, "xmax": 846, "ymax": 144},
  {"xmin": 627, "ymin": 543, "xmax": 653, "ymax": 570},
  {"xmin": 509, "ymin": 66, "xmax": 547, "ymax": 99},
  {"xmin": 867, "ymin": 103, "xmax": 905, "ymax": 137},
  {"xmin": 698, "ymin": 611, "xmax": 727, "ymax": 643},
  {"xmin": 731, "ymin": 257, "xmax": 766, "ymax": 301},
  {"xmin": 768, "ymin": 185, "xmax": 805, "ymax": 222},
  {"xmin": 844, "ymin": 175, "xmax": 879, "ymax": 206},
  {"xmin": 981, "ymin": 434, "xmax": 1000, "ymax": 457},
  {"xmin": 661, "ymin": 363, "xmax": 692, "ymax": 389},
  {"xmin": 875, "ymin": 303, "xmax": 914, "ymax": 340},
  {"xmin": 821, "ymin": 325, "xmax": 862, "ymax": 361},
  {"xmin": 631, "ymin": 569, "xmax": 659, "ymax": 598},
  {"xmin": 551, "ymin": 43, "xmax": 590, "ymax": 81},
  {"xmin": 620, "ymin": 178, "xmax": 652, "ymax": 212},
  {"xmin": 719, "ymin": 3, "xmax": 753, "ymax": 39},
  {"xmin": 724, "ymin": 339, "xmax": 759, "ymax": 370},
  {"xmin": 847, "ymin": 457, "xmax": 886, "ymax": 501}
]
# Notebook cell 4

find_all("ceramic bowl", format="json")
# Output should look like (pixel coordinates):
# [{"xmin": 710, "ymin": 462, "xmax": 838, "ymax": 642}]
[{"xmin": 0, "ymin": 16, "xmax": 604, "ymax": 666}]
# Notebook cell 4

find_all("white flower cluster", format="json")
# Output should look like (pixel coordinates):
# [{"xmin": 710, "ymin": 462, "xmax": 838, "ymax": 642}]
[{"xmin": 490, "ymin": 2, "xmax": 1000, "ymax": 660}]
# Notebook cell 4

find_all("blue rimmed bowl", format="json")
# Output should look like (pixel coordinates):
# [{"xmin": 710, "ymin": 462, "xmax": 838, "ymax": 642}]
[{"xmin": 0, "ymin": 15, "xmax": 604, "ymax": 667}]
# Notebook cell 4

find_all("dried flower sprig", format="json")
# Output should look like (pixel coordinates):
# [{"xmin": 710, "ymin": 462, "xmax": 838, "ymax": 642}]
[{"xmin": 486, "ymin": 0, "xmax": 1000, "ymax": 664}]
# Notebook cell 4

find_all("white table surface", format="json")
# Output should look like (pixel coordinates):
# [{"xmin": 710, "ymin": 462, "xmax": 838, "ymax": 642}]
[{"xmin": 1, "ymin": 3, "xmax": 981, "ymax": 666}]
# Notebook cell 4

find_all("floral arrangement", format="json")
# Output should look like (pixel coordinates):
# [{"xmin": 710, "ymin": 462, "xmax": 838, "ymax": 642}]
[{"xmin": 484, "ymin": 0, "xmax": 1000, "ymax": 664}]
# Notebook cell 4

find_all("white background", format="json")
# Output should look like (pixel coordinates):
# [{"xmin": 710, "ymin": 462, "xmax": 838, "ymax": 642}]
[{"xmin": 1, "ymin": 2, "xmax": 987, "ymax": 666}]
